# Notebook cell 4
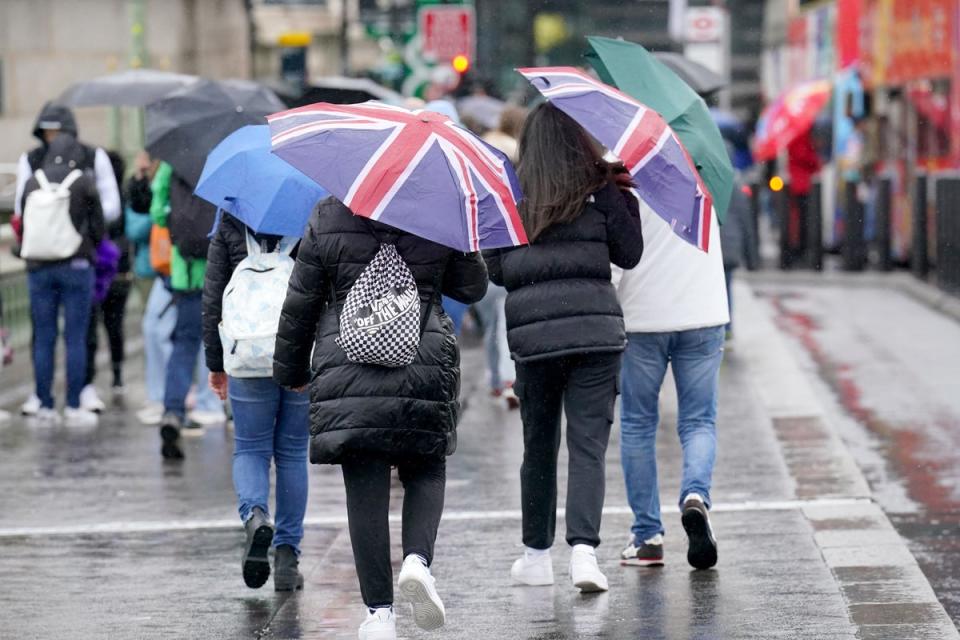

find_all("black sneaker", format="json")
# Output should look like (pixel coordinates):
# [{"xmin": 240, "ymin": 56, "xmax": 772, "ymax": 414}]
[
  {"xmin": 682, "ymin": 494, "xmax": 718, "ymax": 570},
  {"xmin": 274, "ymin": 544, "xmax": 304, "ymax": 592},
  {"xmin": 620, "ymin": 534, "xmax": 665, "ymax": 567},
  {"xmin": 242, "ymin": 507, "xmax": 274, "ymax": 589},
  {"xmin": 160, "ymin": 413, "xmax": 184, "ymax": 460}
]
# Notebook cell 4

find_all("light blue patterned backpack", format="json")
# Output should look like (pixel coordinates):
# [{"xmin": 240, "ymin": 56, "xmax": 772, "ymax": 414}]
[{"xmin": 219, "ymin": 232, "xmax": 298, "ymax": 378}]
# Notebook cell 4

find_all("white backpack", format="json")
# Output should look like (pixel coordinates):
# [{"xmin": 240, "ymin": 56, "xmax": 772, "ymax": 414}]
[
  {"xmin": 20, "ymin": 169, "xmax": 85, "ymax": 260},
  {"xmin": 219, "ymin": 231, "xmax": 298, "ymax": 378}
]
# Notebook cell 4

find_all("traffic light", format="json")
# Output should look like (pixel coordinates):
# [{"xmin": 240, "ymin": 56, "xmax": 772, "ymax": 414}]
[{"xmin": 452, "ymin": 54, "xmax": 470, "ymax": 74}]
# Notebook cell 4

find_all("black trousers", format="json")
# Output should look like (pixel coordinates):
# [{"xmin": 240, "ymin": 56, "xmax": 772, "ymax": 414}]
[
  {"xmin": 341, "ymin": 455, "xmax": 446, "ymax": 608},
  {"xmin": 85, "ymin": 279, "xmax": 131, "ymax": 387},
  {"xmin": 514, "ymin": 352, "xmax": 621, "ymax": 550}
]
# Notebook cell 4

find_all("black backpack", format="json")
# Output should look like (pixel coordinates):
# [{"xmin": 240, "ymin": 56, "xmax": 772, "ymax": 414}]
[{"xmin": 168, "ymin": 173, "xmax": 217, "ymax": 259}]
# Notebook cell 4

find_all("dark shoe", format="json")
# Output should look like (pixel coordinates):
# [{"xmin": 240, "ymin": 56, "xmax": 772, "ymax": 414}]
[
  {"xmin": 242, "ymin": 507, "xmax": 274, "ymax": 589},
  {"xmin": 620, "ymin": 534, "xmax": 665, "ymax": 567},
  {"xmin": 682, "ymin": 494, "xmax": 717, "ymax": 570},
  {"xmin": 274, "ymin": 544, "xmax": 304, "ymax": 592},
  {"xmin": 160, "ymin": 413, "xmax": 184, "ymax": 460}
]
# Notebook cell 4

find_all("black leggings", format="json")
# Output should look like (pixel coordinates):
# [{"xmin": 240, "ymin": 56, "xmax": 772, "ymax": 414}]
[
  {"xmin": 341, "ymin": 456, "xmax": 446, "ymax": 608},
  {"xmin": 86, "ymin": 279, "xmax": 131, "ymax": 387}
]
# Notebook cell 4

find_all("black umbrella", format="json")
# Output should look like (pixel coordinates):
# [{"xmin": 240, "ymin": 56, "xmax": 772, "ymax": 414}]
[
  {"xmin": 58, "ymin": 69, "xmax": 198, "ymax": 107},
  {"xmin": 652, "ymin": 52, "xmax": 726, "ymax": 96},
  {"xmin": 264, "ymin": 77, "xmax": 403, "ymax": 108},
  {"xmin": 145, "ymin": 79, "xmax": 284, "ymax": 186}
]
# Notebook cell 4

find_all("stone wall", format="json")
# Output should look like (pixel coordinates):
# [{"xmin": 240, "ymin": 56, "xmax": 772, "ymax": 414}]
[{"xmin": 0, "ymin": 0, "xmax": 251, "ymax": 163}]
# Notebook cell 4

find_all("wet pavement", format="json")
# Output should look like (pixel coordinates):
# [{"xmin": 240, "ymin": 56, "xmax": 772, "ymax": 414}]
[
  {"xmin": 753, "ymin": 274, "xmax": 960, "ymax": 626},
  {"xmin": 0, "ymin": 279, "xmax": 956, "ymax": 639}
]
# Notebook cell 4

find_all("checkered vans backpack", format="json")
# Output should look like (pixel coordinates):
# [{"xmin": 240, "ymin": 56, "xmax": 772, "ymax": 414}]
[{"xmin": 336, "ymin": 240, "xmax": 422, "ymax": 368}]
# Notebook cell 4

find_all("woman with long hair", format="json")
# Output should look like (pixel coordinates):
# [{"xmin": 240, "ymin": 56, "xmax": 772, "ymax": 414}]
[{"xmin": 484, "ymin": 102, "xmax": 644, "ymax": 593}]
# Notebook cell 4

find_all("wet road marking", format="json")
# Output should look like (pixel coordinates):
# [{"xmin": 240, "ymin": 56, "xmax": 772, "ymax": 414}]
[{"xmin": 0, "ymin": 497, "xmax": 873, "ymax": 538}]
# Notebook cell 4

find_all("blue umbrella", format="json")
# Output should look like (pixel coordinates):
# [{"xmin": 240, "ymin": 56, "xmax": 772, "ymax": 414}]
[{"xmin": 195, "ymin": 124, "xmax": 327, "ymax": 237}]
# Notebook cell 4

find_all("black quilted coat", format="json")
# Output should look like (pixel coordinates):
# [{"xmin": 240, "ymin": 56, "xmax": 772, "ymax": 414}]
[
  {"xmin": 483, "ymin": 183, "xmax": 644, "ymax": 362},
  {"xmin": 202, "ymin": 213, "xmax": 286, "ymax": 374},
  {"xmin": 273, "ymin": 198, "xmax": 488, "ymax": 465}
]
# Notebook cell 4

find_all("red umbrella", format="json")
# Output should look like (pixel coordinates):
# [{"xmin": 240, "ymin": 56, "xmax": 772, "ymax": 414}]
[{"xmin": 754, "ymin": 80, "xmax": 831, "ymax": 161}]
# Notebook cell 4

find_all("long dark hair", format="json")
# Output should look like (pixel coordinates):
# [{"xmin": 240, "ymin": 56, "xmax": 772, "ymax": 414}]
[{"xmin": 516, "ymin": 102, "xmax": 611, "ymax": 241}]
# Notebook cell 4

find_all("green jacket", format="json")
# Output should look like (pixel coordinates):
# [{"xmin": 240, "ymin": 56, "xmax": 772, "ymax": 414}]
[{"xmin": 150, "ymin": 162, "xmax": 206, "ymax": 291}]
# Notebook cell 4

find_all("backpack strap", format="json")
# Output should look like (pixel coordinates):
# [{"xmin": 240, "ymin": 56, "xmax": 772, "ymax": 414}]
[
  {"xmin": 59, "ymin": 169, "xmax": 84, "ymax": 191},
  {"xmin": 244, "ymin": 229, "xmax": 263, "ymax": 258},
  {"xmin": 33, "ymin": 170, "xmax": 52, "ymax": 191}
]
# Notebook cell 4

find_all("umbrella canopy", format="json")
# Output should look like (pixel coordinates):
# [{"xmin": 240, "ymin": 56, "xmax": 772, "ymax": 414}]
[
  {"xmin": 57, "ymin": 69, "xmax": 198, "ymax": 107},
  {"xmin": 585, "ymin": 36, "xmax": 734, "ymax": 223},
  {"xmin": 145, "ymin": 79, "xmax": 285, "ymax": 186},
  {"xmin": 268, "ymin": 101, "xmax": 526, "ymax": 252},
  {"xmin": 194, "ymin": 125, "xmax": 328, "ymax": 237},
  {"xmin": 457, "ymin": 95, "xmax": 506, "ymax": 130},
  {"xmin": 753, "ymin": 79, "xmax": 832, "ymax": 161},
  {"xmin": 518, "ymin": 66, "xmax": 713, "ymax": 252},
  {"xmin": 652, "ymin": 52, "xmax": 726, "ymax": 96},
  {"xmin": 267, "ymin": 77, "xmax": 404, "ymax": 108}
]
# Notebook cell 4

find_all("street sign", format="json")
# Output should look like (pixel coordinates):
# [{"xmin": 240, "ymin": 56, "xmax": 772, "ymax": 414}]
[
  {"xmin": 419, "ymin": 5, "xmax": 475, "ymax": 63},
  {"xmin": 684, "ymin": 7, "xmax": 724, "ymax": 43}
]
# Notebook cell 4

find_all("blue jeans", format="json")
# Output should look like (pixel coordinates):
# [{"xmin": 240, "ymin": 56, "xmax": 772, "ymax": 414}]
[
  {"xmin": 145, "ymin": 281, "xmax": 219, "ymax": 411},
  {"xmin": 142, "ymin": 278, "xmax": 175, "ymax": 405},
  {"xmin": 163, "ymin": 291, "xmax": 202, "ymax": 419},
  {"xmin": 620, "ymin": 326, "xmax": 724, "ymax": 541},
  {"xmin": 473, "ymin": 284, "xmax": 514, "ymax": 391},
  {"xmin": 28, "ymin": 262, "xmax": 94, "ymax": 409},
  {"xmin": 229, "ymin": 377, "xmax": 310, "ymax": 552}
]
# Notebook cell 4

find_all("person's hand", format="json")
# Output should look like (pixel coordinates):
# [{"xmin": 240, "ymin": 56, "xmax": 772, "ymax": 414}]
[
  {"xmin": 208, "ymin": 371, "xmax": 228, "ymax": 401},
  {"xmin": 611, "ymin": 162, "xmax": 635, "ymax": 191},
  {"xmin": 289, "ymin": 385, "xmax": 307, "ymax": 394}
]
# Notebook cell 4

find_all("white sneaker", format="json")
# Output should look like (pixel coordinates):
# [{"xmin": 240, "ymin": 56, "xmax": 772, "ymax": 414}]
[
  {"xmin": 29, "ymin": 407, "xmax": 61, "ymax": 426},
  {"xmin": 64, "ymin": 407, "xmax": 99, "ymax": 428},
  {"xmin": 511, "ymin": 547, "xmax": 554, "ymax": 586},
  {"xmin": 569, "ymin": 544, "xmax": 608, "ymax": 593},
  {"xmin": 79, "ymin": 385, "xmax": 106, "ymax": 413},
  {"xmin": 20, "ymin": 394, "xmax": 41, "ymax": 416},
  {"xmin": 398, "ymin": 554, "xmax": 446, "ymax": 631},
  {"xmin": 187, "ymin": 408, "xmax": 227, "ymax": 426},
  {"xmin": 358, "ymin": 607, "xmax": 396, "ymax": 640},
  {"xmin": 136, "ymin": 403, "xmax": 165, "ymax": 425}
]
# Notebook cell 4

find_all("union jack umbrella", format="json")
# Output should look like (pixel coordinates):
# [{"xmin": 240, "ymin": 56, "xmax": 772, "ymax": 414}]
[
  {"xmin": 518, "ymin": 66, "xmax": 714, "ymax": 252},
  {"xmin": 267, "ymin": 101, "xmax": 527, "ymax": 252}
]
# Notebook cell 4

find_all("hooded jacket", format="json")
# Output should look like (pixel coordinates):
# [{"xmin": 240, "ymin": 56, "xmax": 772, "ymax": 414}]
[
  {"xmin": 272, "ymin": 198, "xmax": 488, "ymax": 465},
  {"xmin": 14, "ymin": 102, "xmax": 121, "ymax": 224},
  {"xmin": 483, "ymin": 182, "xmax": 643, "ymax": 363},
  {"xmin": 18, "ymin": 134, "xmax": 105, "ymax": 270}
]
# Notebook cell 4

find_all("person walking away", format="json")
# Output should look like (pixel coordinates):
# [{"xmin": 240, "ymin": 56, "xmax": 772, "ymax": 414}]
[
  {"xmin": 203, "ymin": 212, "xmax": 309, "ymax": 591},
  {"xmin": 476, "ymin": 106, "xmax": 527, "ymax": 408},
  {"xmin": 18, "ymin": 133, "xmax": 105, "ymax": 427},
  {"xmin": 784, "ymin": 130, "xmax": 821, "ymax": 269},
  {"xmin": 12, "ymin": 102, "xmax": 121, "ymax": 417},
  {"xmin": 124, "ymin": 153, "xmax": 170, "ymax": 424},
  {"xmin": 84, "ymin": 151, "xmax": 134, "ymax": 408},
  {"xmin": 273, "ymin": 198, "xmax": 487, "ymax": 639},
  {"xmin": 484, "ymin": 103, "xmax": 644, "ymax": 593},
  {"xmin": 151, "ymin": 161, "xmax": 223, "ymax": 459},
  {"xmin": 615, "ymin": 182, "xmax": 729, "ymax": 571}
]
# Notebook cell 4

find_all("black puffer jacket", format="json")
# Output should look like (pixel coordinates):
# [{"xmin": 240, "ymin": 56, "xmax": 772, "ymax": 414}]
[
  {"xmin": 202, "ymin": 213, "xmax": 287, "ymax": 374},
  {"xmin": 273, "ymin": 198, "xmax": 488, "ymax": 465},
  {"xmin": 484, "ymin": 183, "xmax": 643, "ymax": 362}
]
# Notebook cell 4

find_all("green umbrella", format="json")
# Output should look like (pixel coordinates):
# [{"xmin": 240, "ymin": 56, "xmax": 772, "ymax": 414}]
[{"xmin": 585, "ymin": 36, "xmax": 733, "ymax": 223}]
